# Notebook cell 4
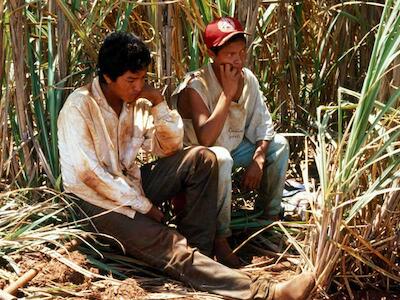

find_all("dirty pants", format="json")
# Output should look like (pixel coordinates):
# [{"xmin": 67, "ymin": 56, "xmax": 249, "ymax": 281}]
[
  {"xmin": 77, "ymin": 146, "xmax": 274, "ymax": 299},
  {"xmin": 211, "ymin": 134, "xmax": 289, "ymax": 237}
]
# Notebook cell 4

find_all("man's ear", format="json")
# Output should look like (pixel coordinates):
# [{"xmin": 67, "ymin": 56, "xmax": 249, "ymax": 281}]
[
  {"xmin": 207, "ymin": 49, "xmax": 216, "ymax": 59},
  {"xmin": 103, "ymin": 74, "xmax": 113, "ymax": 84}
]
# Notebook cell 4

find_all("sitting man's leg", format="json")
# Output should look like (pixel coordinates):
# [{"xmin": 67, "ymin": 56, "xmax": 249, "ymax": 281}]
[
  {"xmin": 209, "ymin": 146, "xmax": 241, "ymax": 267},
  {"xmin": 257, "ymin": 134, "xmax": 289, "ymax": 218},
  {"xmin": 140, "ymin": 146, "xmax": 218, "ymax": 256},
  {"xmin": 78, "ymin": 198, "xmax": 265, "ymax": 299},
  {"xmin": 76, "ymin": 146, "xmax": 314, "ymax": 299},
  {"xmin": 78, "ymin": 197, "xmax": 315, "ymax": 300},
  {"xmin": 231, "ymin": 135, "xmax": 289, "ymax": 219}
]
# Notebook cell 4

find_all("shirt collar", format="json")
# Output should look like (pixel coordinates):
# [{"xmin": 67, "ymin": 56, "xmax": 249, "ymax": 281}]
[{"xmin": 91, "ymin": 76, "xmax": 130, "ymax": 114}]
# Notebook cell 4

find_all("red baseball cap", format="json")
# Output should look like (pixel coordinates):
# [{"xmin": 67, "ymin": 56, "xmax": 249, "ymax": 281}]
[{"xmin": 204, "ymin": 17, "xmax": 245, "ymax": 49}]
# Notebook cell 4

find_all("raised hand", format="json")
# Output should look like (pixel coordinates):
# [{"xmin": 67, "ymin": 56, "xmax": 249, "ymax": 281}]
[
  {"xmin": 139, "ymin": 83, "xmax": 164, "ymax": 106},
  {"xmin": 219, "ymin": 64, "xmax": 241, "ymax": 101}
]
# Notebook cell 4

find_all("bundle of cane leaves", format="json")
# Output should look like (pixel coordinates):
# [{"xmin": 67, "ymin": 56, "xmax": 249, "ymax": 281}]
[{"xmin": 305, "ymin": 0, "xmax": 400, "ymax": 295}]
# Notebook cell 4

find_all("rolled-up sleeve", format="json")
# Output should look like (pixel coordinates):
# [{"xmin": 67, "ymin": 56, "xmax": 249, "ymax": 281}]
[
  {"xmin": 149, "ymin": 101, "xmax": 184, "ymax": 157},
  {"xmin": 58, "ymin": 105, "xmax": 152, "ymax": 215}
]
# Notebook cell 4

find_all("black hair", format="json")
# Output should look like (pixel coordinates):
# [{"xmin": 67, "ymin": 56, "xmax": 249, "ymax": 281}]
[
  {"xmin": 210, "ymin": 33, "xmax": 246, "ymax": 55},
  {"xmin": 97, "ymin": 32, "xmax": 151, "ymax": 83}
]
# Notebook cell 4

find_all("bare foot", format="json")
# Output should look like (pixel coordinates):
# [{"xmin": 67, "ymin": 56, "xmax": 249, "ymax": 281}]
[
  {"xmin": 268, "ymin": 261, "xmax": 292, "ymax": 272},
  {"xmin": 214, "ymin": 237, "xmax": 242, "ymax": 268},
  {"xmin": 273, "ymin": 272, "xmax": 315, "ymax": 300}
]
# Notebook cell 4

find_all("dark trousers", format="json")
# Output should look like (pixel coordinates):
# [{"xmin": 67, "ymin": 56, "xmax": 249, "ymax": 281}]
[
  {"xmin": 77, "ymin": 146, "xmax": 274, "ymax": 299},
  {"xmin": 140, "ymin": 146, "xmax": 217, "ymax": 255}
]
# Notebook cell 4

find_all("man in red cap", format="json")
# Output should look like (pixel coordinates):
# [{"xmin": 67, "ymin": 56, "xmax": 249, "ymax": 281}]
[{"xmin": 171, "ymin": 17, "xmax": 289, "ymax": 267}]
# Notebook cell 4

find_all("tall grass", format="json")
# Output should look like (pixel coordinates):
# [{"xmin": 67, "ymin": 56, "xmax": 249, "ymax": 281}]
[
  {"xmin": 1, "ymin": 0, "xmax": 386, "ymax": 186},
  {"xmin": 305, "ymin": 0, "xmax": 400, "ymax": 294}
]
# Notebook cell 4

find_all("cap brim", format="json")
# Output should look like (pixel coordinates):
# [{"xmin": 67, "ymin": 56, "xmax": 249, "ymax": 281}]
[{"xmin": 215, "ymin": 31, "xmax": 249, "ymax": 47}]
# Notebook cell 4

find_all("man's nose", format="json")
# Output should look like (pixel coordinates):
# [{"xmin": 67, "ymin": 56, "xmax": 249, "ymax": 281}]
[{"xmin": 233, "ymin": 55, "xmax": 244, "ymax": 66}]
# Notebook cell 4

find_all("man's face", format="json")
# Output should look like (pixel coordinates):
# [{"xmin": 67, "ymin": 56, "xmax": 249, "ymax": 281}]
[
  {"xmin": 212, "ymin": 39, "xmax": 246, "ymax": 70},
  {"xmin": 106, "ymin": 69, "xmax": 147, "ymax": 103}
]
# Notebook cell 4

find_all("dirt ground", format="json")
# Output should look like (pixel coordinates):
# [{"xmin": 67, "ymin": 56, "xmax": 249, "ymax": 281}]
[
  {"xmin": 2, "ymin": 249, "xmax": 399, "ymax": 299},
  {"xmin": 7, "ymin": 250, "xmax": 146, "ymax": 299},
  {"xmin": 2, "ymin": 248, "xmax": 300, "ymax": 299}
]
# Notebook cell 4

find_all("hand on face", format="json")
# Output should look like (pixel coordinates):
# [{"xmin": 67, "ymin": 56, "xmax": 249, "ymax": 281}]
[
  {"xmin": 138, "ymin": 83, "xmax": 164, "ymax": 106},
  {"xmin": 219, "ymin": 64, "xmax": 242, "ymax": 101}
]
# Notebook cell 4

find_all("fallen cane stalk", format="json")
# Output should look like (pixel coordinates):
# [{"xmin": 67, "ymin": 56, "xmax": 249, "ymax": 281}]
[{"xmin": 4, "ymin": 239, "xmax": 80, "ymax": 296}]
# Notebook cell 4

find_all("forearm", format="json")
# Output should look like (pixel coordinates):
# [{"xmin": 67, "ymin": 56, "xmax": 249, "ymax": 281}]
[
  {"xmin": 195, "ymin": 92, "xmax": 232, "ymax": 146},
  {"xmin": 252, "ymin": 140, "xmax": 269, "ymax": 167}
]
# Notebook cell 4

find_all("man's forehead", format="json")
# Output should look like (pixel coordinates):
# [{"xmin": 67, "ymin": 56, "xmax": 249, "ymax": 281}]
[
  {"xmin": 123, "ymin": 69, "xmax": 147, "ymax": 77},
  {"xmin": 219, "ymin": 39, "xmax": 246, "ymax": 52}
]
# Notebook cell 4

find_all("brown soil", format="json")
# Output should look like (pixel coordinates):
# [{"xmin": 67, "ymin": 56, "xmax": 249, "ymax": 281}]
[
  {"xmin": 88, "ymin": 279, "xmax": 146, "ymax": 300},
  {"xmin": 13, "ymin": 251, "xmax": 47, "ymax": 274},
  {"xmin": 32, "ymin": 251, "xmax": 94, "ymax": 286},
  {"xmin": 9, "ymin": 250, "xmax": 147, "ymax": 299},
  {"xmin": 5, "ymin": 249, "xmax": 400, "ymax": 299}
]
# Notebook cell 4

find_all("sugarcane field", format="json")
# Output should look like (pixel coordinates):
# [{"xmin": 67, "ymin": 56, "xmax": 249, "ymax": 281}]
[{"xmin": 0, "ymin": 0, "xmax": 399, "ymax": 299}]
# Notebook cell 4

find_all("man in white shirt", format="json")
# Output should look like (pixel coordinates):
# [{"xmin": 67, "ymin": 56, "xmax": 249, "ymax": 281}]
[
  {"xmin": 58, "ymin": 31, "xmax": 314, "ymax": 300},
  {"xmin": 171, "ymin": 17, "xmax": 289, "ymax": 267}
]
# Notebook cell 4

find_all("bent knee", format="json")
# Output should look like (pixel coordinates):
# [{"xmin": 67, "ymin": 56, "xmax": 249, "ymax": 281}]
[
  {"xmin": 187, "ymin": 146, "xmax": 218, "ymax": 168},
  {"xmin": 209, "ymin": 146, "xmax": 233, "ymax": 168},
  {"xmin": 274, "ymin": 134, "xmax": 290, "ymax": 153}
]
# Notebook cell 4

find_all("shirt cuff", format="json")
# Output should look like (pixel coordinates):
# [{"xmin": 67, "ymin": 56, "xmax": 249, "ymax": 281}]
[
  {"xmin": 121, "ymin": 194, "xmax": 153, "ymax": 215},
  {"xmin": 139, "ymin": 196, "xmax": 153, "ymax": 214},
  {"xmin": 258, "ymin": 135, "xmax": 274, "ymax": 141},
  {"xmin": 256, "ymin": 127, "xmax": 275, "ymax": 141},
  {"xmin": 133, "ymin": 195, "xmax": 153, "ymax": 214}
]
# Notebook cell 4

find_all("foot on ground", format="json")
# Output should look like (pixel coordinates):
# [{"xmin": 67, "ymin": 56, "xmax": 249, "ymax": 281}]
[
  {"xmin": 273, "ymin": 272, "xmax": 315, "ymax": 300},
  {"xmin": 214, "ymin": 237, "xmax": 242, "ymax": 268}
]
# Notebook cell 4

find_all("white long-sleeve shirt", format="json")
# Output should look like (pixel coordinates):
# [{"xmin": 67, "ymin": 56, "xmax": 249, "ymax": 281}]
[
  {"xmin": 58, "ymin": 77, "xmax": 184, "ymax": 219},
  {"xmin": 171, "ymin": 63, "xmax": 275, "ymax": 152}
]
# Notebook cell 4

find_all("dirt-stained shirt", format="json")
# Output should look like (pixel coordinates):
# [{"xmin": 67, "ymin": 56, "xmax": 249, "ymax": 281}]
[
  {"xmin": 171, "ymin": 63, "xmax": 275, "ymax": 152},
  {"xmin": 58, "ymin": 77, "xmax": 184, "ymax": 219}
]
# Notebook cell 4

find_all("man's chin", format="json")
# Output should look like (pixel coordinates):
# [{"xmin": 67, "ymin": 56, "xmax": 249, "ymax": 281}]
[{"xmin": 126, "ymin": 96, "xmax": 139, "ymax": 103}]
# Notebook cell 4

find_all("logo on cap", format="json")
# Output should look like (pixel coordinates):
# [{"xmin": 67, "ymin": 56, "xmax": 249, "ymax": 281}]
[
  {"xmin": 217, "ymin": 18, "xmax": 236, "ymax": 33},
  {"xmin": 204, "ymin": 17, "xmax": 245, "ymax": 49}
]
